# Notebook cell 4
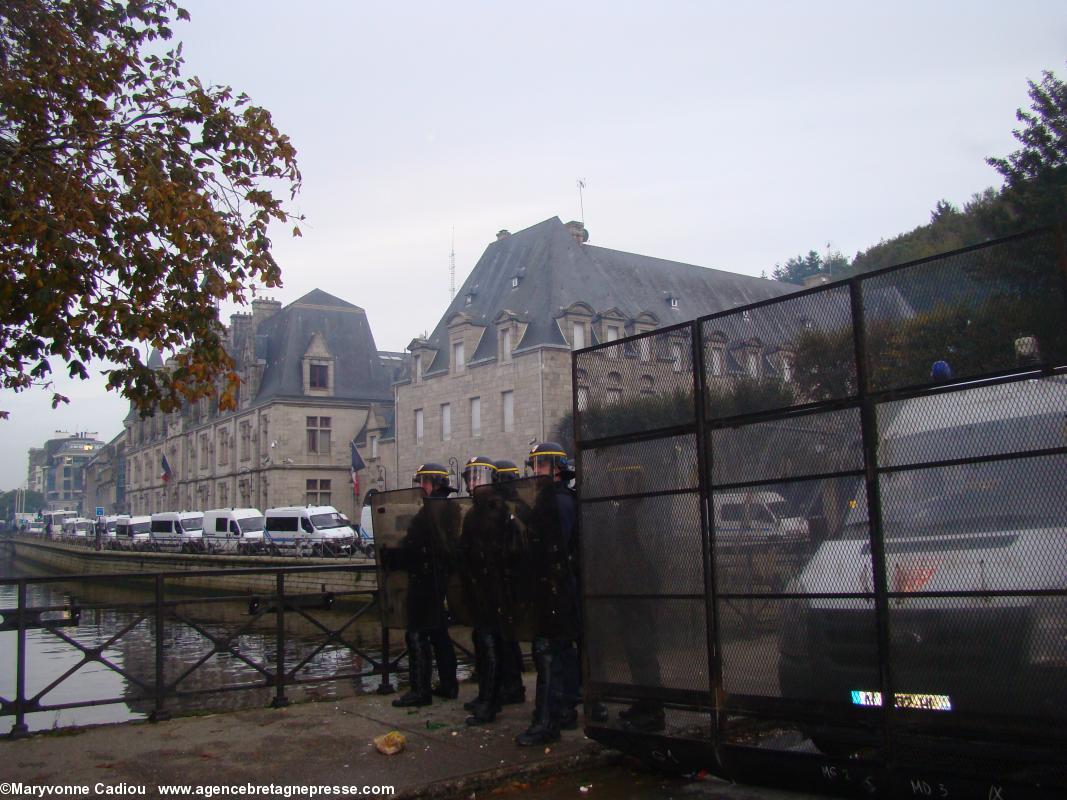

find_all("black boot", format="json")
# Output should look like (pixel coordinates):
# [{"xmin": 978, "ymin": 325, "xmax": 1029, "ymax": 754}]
[
  {"xmin": 429, "ymin": 626, "xmax": 458, "ymax": 699},
  {"xmin": 393, "ymin": 632, "xmax": 432, "ymax": 708},
  {"xmin": 497, "ymin": 639, "xmax": 525, "ymax": 705},
  {"xmin": 466, "ymin": 631, "xmax": 501, "ymax": 725},
  {"xmin": 516, "ymin": 641, "xmax": 560, "ymax": 746},
  {"xmin": 463, "ymin": 631, "xmax": 487, "ymax": 712}
]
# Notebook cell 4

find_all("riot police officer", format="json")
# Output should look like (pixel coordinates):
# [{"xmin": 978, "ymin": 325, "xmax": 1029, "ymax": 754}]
[
  {"xmin": 391, "ymin": 463, "xmax": 460, "ymax": 707},
  {"xmin": 491, "ymin": 458, "xmax": 527, "ymax": 707},
  {"xmin": 457, "ymin": 455, "xmax": 507, "ymax": 724},
  {"xmin": 516, "ymin": 442, "xmax": 580, "ymax": 746}
]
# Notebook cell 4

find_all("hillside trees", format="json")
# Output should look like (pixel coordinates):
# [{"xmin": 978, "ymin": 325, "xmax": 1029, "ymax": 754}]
[
  {"xmin": 987, "ymin": 67, "xmax": 1067, "ymax": 230},
  {"xmin": 0, "ymin": 0, "xmax": 302, "ymax": 418}
]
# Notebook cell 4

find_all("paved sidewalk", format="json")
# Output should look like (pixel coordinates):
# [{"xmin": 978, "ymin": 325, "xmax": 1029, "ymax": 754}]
[{"xmin": 0, "ymin": 677, "xmax": 614, "ymax": 798}]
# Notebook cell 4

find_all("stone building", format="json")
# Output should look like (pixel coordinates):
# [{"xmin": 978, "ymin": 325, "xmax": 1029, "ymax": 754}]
[
  {"xmin": 82, "ymin": 431, "xmax": 128, "ymax": 516},
  {"xmin": 356, "ymin": 216, "xmax": 799, "ymax": 493},
  {"xmin": 122, "ymin": 291, "xmax": 395, "ymax": 519}
]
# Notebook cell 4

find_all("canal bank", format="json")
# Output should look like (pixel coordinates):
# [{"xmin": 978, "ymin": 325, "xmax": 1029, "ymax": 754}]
[{"xmin": 4, "ymin": 536, "xmax": 376, "ymax": 596}]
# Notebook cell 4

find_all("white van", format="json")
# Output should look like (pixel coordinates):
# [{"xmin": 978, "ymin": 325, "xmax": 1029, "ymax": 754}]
[
  {"xmin": 264, "ymin": 505, "xmax": 356, "ymax": 556},
  {"xmin": 778, "ymin": 375, "xmax": 1067, "ymax": 752},
  {"xmin": 115, "ymin": 515, "xmax": 152, "ymax": 548},
  {"xmin": 62, "ymin": 517, "xmax": 96, "ymax": 539},
  {"xmin": 712, "ymin": 490, "xmax": 809, "ymax": 551},
  {"xmin": 43, "ymin": 510, "xmax": 76, "ymax": 537},
  {"xmin": 150, "ymin": 511, "xmax": 205, "ymax": 553},
  {"xmin": 358, "ymin": 505, "xmax": 375, "ymax": 557},
  {"xmin": 101, "ymin": 515, "xmax": 124, "ymax": 538},
  {"xmin": 202, "ymin": 508, "xmax": 265, "ymax": 553}
]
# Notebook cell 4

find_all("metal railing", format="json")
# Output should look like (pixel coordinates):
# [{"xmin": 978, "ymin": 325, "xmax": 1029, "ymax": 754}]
[{"xmin": 0, "ymin": 562, "xmax": 406, "ymax": 737}]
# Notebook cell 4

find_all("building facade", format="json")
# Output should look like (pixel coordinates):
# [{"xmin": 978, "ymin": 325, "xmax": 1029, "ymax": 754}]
[
  {"xmin": 357, "ymin": 217, "xmax": 800, "ymax": 493},
  {"xmin": 82, "ymin": 431, "xmax": 128, "ymax": 516},
  {"xmin": 122, "ymin": 291, "xmax": 395, "ymax": 520},
  {"xmin": 24, "ymin": 432, "xmax": 106, "ymax": 513}
]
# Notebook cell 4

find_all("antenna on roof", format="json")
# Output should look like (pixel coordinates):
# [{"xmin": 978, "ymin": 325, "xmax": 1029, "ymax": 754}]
[
  {"xmin": 449, "ymin": 226, "xmax": 456, "ymax": 302},
  {"xmin": 576, "ymin": 178, "xmax": 586, "ymax": 225}
]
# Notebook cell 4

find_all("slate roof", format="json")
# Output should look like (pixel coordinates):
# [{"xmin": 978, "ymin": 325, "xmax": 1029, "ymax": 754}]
[
  {"xmin": 411, "ymin": 217, "xmax": 800, "ymax": 378},
  {"xmin": 254, "ymin": 289, "xmax": 394, "ymax": 404}
]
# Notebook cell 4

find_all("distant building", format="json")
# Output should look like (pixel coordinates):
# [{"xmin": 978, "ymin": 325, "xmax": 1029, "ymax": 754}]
[
  {"xmin": 121, "ymin": 291, "xmax": 395, "ymax": 519},
  {"xmin": 25, "ymin": 432, "xmax": 106, "ymax": 513},
  {"xmin": 82, "ymin": 431, "xmax": 128, "ymax": 516},
  {"xmin": 355, "ymin": 216, "xmax": 799, "ymax": 493}
]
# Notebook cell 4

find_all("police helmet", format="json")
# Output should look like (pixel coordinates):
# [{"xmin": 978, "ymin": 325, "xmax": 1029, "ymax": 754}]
[
  {"xmin": 462, "ymin": 456, "xmax": 497, "ymax": 492},
  {"xmin": 526, "ymin": 442, "xmax": 574, "ymax": 478},
  {"xmin": 412, "ymin": 462, "xmax": 452, "ymax": 493},
  {"xmin": 493, "ymin": 459, "xmax": 520, "ymax": 482}
]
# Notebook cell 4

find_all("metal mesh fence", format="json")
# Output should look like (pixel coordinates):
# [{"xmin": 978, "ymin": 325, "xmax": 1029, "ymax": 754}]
[{"xmin": 575, "ymin": 227, "xmax": 1067, "ymax": 785}]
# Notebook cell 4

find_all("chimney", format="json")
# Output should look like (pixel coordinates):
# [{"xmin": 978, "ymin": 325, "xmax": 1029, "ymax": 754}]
[
  {"xmin": 229, "ymin": 312, "xmax": 254, "ymax": 348},
  {"xmin": 496, "ymin": 229, "xmax": 511, "ymax": 241},
  {"xmin": 251, "ymin": 298, "xmax": 282, "ymax": 329},
  {"xmin": 565, "ymin": 220, "xmax": 589, "ymax": 244}
]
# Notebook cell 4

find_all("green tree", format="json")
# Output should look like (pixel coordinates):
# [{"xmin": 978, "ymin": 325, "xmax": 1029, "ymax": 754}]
[
  {"xmin": 0, "ymin": 0, "xmax": 302, "ymax": 418},
  {"xmin": 772, "ymin": 249, "xmax": 850, "ymax": 285},
  {"xmin": 0, "ymin": 489, "xmax": 45, "ymax": 518},
  {"xmin": 987, "ymin": 67, "xmax": 1067, "ymax": 230}
]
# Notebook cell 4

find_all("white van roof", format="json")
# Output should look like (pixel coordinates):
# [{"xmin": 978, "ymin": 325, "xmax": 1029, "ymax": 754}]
[
  {"xmin": 266, "ymin": 505, "xmax": 339, "ymax": 516},
  {"xmin": 204, "ymin": 507, "xmax": 262, "ymax": 518}
]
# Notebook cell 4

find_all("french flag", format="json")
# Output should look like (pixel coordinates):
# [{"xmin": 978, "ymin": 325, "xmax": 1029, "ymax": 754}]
[{"xmin": 161, "ymin": 453, "xmax": 174, "ymax": 483}]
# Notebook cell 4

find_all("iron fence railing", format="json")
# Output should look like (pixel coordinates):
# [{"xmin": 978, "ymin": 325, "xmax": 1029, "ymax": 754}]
[{"xmin": 0, "ymin": 562, "xmax": 408, "ymax": 737}]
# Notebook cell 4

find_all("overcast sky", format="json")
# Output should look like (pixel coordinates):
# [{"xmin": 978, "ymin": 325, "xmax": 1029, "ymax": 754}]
[{"xmin": 2, "ymin": 0, "xmax": 1065, "ymax": 491}]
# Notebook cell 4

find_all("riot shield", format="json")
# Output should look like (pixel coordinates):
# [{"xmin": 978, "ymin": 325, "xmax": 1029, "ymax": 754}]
[
  {"xmin": 372, "ymin": 487, "xmax": 455, "ymax": 631},
  {"xmin": 372, "ymin": 488, "xmax": 423, "ymax": 630},
  {"xmin": 454, "ymin": 483, "xmax": 514, "ymax": 632},
  {"xmin": 423, "ymin": 495, "xmax": 472, "ymax": 627},
  {"xmin": 505, "ymin": 475, "xmax": 580, "ymax": 641}
]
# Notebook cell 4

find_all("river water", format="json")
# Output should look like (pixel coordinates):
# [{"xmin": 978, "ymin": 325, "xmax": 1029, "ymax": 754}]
[{"xmin": 0, "ymin": 552, "xmax": 395, "ymax": 734}]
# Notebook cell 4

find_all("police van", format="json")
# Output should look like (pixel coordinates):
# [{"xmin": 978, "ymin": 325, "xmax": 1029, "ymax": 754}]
[
  {"xmin": 61, "ymin": 517, "xmax": 96, "ymax": 539},
  {"xmin": 202, "ymin": 508, "xmax": 265, "ymax": 553},
  {"xmin": 149, "ymin": 511, "xmax": 205, "ymax": 552},
  {"xmin": 115, "ymin": 515, "xmax": 152, "ymax": 548},
  {"xmin": 712, "ymin": 490, "xmax": 810, "ymax": 551},
  {"xmin": 264, "ymin": 505, "xmax": 357, "ymax": 556},
  {"xmin": 777, "ymin": 375, "xmax": 1067, "ymax": 752}
]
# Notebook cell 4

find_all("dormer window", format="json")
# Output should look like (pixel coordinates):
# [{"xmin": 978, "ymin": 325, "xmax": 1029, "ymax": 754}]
[
  {"xmin": 572, "ymin": 323, "xmax": 586, "ymax": 350},
  {"xmin": 605, "ymin": 325, "xmax": 620, "ymax": 342},
  {"xmin": 511, "ymin": 276, "xmax": 520, "ymax": 289},
  {"xmin": 465, "ymin": 293, "xmax": 474, "ymax": 306},
  {"xmin": 500, "ymin": 328, "xmax": 513, "ymax": 362},
  {"xmin": 667, "ymin": 295, "xmax": 679, "ymax": 309},
  {"xmin": 309, "ymin": 363, "xmax": 329, "ymax": 389},
  {"xmin": 413, "ymin": 353, "xmax": 422, "ymax": 383},
  {"xmin": 452, "ymin": 340, "xmax": 465, "ymax": 373}
]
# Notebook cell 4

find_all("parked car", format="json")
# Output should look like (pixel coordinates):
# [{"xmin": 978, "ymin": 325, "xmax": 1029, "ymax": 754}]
[
  {"xmin": 264, "ymin": 505, "xmax": 357, "ymax": 556},
  {"xmin": 202, "ymin": 508, "xmax": 265, "ymax": 553}
]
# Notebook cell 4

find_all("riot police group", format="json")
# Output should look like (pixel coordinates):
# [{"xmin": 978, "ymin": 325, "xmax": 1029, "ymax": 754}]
[{"xmin": 374, "ymin": 442, "xmax": 582, "ymax": 745}]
